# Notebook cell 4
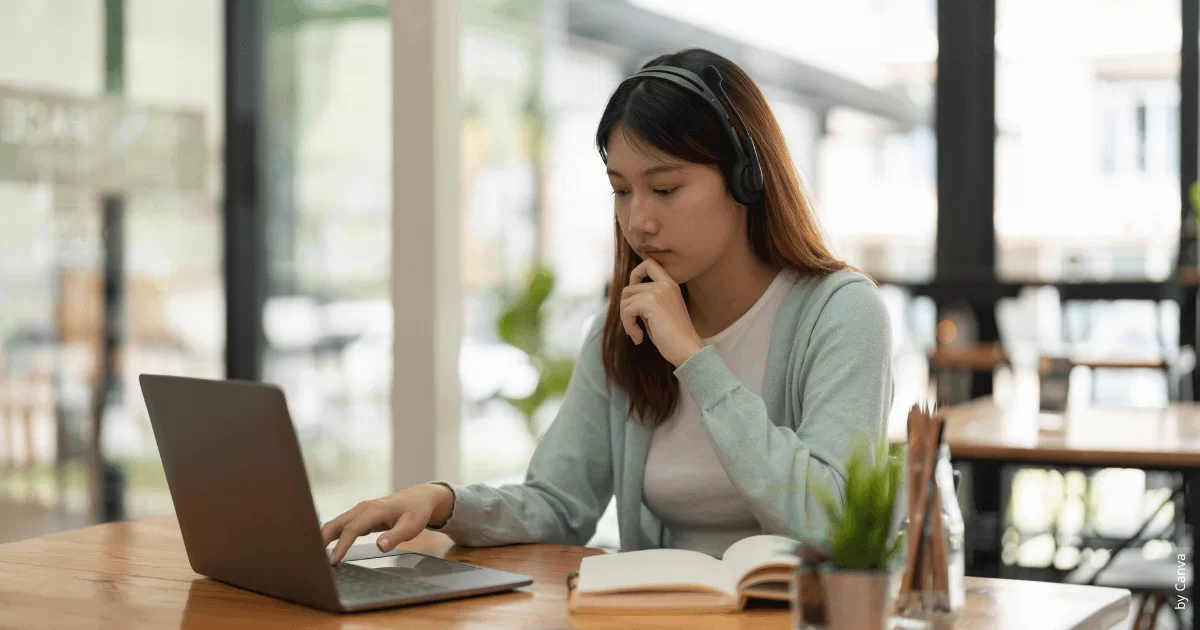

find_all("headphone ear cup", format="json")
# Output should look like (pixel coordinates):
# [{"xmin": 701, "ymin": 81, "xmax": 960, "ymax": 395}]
[
  {"xmin": 742, "ymin": 166, "xmax": 760, "ymax": 197},
  {"xmin": 742, "ymin": 136, "xmax": 764, "ymax": 199},
  {"xmin": 736, "ymin": 164, "xmax": 761, "ymax": 205}
]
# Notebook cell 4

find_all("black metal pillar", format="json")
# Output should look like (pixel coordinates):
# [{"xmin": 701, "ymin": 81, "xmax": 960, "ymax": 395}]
[
  {"xmin": 93, "ymin": 0, "xmax": 127, "ymax": 524},
  {"xmin": 936, "ymin": 0, "xmax": 998, "ymax": 403},
  {"xmin": 937, "ymin": 0, "xmax": 1002, "ymax": 577},
  {"xmin": 224, "ymin": 0, "xmax": 267, "ymax": 382},
  {"xmin": 1182, "ymin": 4, "xmax": 1199, "ymax": 626},
  {"xmin": 96, "ymin": 198, "xmax": 127, "ymax": 523},
  {"xmin": 1183, "ymin": 0, "xmax": 1199, "ymax": 400},
  {"xmin": 936, "ymin": 0, "xmax": 996, "ymax": 284}
]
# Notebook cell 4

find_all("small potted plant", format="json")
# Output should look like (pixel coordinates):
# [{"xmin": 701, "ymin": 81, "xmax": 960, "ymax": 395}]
[{"xmin": 811, "ymin": 440, "xmax": 905, "ymax": 630}]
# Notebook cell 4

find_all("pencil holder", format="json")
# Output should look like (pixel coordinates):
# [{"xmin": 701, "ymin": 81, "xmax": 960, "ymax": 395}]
[{"xmin": 894, "ymin": 443, "xmax": 965, "ymax": 626}]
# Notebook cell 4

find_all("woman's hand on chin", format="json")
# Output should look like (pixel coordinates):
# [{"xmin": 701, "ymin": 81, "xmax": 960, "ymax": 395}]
[{"xmin": 619, "ymin": 258, "xmax": 706, "ymax": 368}]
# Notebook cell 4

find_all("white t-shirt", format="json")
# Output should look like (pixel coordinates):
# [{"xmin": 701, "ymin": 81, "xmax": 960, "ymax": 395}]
[{"xmin": 641, "ymin": 269, "xmax": 796, "ymax": 557}]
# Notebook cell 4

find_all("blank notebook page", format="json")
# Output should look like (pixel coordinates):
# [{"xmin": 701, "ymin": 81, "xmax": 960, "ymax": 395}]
[{"xmin": 576, "ymin": 549, "xmax": 735, "ymax": 596}]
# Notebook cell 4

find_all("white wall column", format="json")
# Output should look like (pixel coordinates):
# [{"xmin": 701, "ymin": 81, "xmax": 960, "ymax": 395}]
[{"xmin": 390, "ymin": 0, "xmax": 461, "ymax": 489}]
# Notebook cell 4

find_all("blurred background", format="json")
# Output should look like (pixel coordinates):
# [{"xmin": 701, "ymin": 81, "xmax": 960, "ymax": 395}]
[{"xmin": 0, "ymin": 0, "xmax": 1193, "ymax": 615}]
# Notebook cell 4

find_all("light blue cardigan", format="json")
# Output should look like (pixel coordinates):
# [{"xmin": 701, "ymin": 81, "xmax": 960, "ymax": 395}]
[{"xmin": 437, "ymin": 269, "xmax": 894, "ymax": 550}]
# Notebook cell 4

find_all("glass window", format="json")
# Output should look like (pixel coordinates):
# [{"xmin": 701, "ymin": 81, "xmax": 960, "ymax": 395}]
[
  {"xmin": 0, "ymin": 2, "xmax": 104, "ymax": 95},
  {"xmin": 118, "ymin": 0, "xmax": 225, "ymax": 520},
  {"xmin": 460, "ymin": 3, "xmax": 552, "ymax": 485},
  {"xmin": 0, "ymin": 0, "xmax": 224, "ymax": 541},
  {"xmin": 995, "ymin": 0, "xmax": 1182, "ymax": 281},
  {"xmin": 263, "ymin": 5, "xmax": 393, "ymax": 521}
]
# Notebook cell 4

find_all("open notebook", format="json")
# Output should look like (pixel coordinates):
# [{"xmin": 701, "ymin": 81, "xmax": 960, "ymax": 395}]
[{"xmin": 568, "ymin": 535, "xmax": 798, "ymax": 613}]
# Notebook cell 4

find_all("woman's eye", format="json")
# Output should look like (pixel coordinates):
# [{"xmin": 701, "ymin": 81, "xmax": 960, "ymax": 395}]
[
  {"xmin": 653, "ymin": 188, "xmax": 677, "ymax": 197},
  {"xmin": 612, "ymin": 189, "xmax": 630, "ymax": 197}
]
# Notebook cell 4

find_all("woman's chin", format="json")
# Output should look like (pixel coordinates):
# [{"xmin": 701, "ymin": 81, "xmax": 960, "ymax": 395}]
[
  {"xmin": 661, "ymin": 263, "xmax": 697, "ymax": 284},
  {"xmin": 640, "ymin": 254, "xmax": 696, "ymax": 284}
]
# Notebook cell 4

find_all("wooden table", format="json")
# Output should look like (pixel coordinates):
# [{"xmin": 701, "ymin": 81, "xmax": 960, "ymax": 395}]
[
  {"xmin": 890, "ymin": 398, "xmax": 1200, "ymax": 627},
  {"xmin": 0, "ymin": 514, "xmax": 1130, "ymax": 629},
  {"xmin": 888, "ymin": 397, "xmax": 1200, "ymax": 469}
]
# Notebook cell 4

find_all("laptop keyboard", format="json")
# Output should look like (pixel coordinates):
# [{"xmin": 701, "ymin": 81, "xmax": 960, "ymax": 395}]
[{"xmin": 332, "ymin": 562, "xmax": 443, "ymax": 603}]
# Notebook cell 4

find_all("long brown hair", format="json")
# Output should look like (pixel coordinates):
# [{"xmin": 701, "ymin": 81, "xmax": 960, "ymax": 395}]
[{"xmin": 596, "ymin": 48, "xmax": 846, "ymax": 426}]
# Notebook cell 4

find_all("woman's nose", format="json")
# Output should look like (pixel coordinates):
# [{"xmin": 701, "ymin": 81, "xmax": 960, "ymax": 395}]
[{"xmin": 629, "ymin": 197, "xmax": 657, "ymax": 235}]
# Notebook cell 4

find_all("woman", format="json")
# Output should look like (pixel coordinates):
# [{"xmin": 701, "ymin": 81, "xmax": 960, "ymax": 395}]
[{"xmin": 322, "ymin": 48, "xmax": 893, "ymax": 564}]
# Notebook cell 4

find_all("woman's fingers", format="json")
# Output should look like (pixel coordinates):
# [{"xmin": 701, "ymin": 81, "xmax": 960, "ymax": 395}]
[
  {"xmin": 629, "ymin": 258, "xmax": 674, "ymax": 287},
  {"xmin": 377, "ymin": 512, "xmax": 427, "ymax": 553},
  {"xmin": 328, "ymin": 505, "xmax": 392, "ymax": 564},
  {"xmin": 629, "ymin": 262, "xmax": 650, "ymax": 286},
  {"xmin": 321, "ymin": 502, "xmax": 367, "ymax": 547},
  {"xmin": 621, "ymin": 277, "xmax": 664, "ymax": 345},
  {"xmin": 620, "ymin": 282, "xmax": 656, "ymax": 298},
  {"xmin": 620, "ymin": 297, "xmax": 644, "ymax": 344}
]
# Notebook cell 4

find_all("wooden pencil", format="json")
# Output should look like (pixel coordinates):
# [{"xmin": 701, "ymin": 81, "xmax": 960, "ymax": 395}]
[
  {"xmin": 902, "ymin": 404, "xmax": 949, "ymax": 606},
  {"xmin": 902, "ymin": 404, "xmax": 938, "ymax": 595}
]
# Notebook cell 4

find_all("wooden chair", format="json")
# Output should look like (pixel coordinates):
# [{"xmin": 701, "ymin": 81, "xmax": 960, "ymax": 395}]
[
  {"xmin": 1065, "ymin": 540, "xmax": 1185, "ymax": 629},
  {"xmin": 1040, "ymin": 351, "xmax": 1185, "ymax": 629},
  {"xmin": 1068, "ymin": 552, "xmax": 1176, "ymax": 629}
]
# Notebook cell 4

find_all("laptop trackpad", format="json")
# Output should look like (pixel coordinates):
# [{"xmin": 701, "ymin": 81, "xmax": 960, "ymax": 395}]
[{"xmin": 350, "ymin": 553, "xmax": 481, "ymax": 579}]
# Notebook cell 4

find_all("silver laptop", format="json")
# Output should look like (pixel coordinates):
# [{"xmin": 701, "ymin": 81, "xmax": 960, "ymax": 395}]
[{"xmin": 139, "ymin": 374, "xmax": 532, "ymax": 613}]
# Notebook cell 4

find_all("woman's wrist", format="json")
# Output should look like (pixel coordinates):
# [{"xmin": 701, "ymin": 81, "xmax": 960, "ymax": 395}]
[
  {"xmin": 425, "ymin": 482, "xmax": 456, "ymax": 528},
  {"xmin": 670, "ymin": 339, "xmax": 707, "ymax": 368}
]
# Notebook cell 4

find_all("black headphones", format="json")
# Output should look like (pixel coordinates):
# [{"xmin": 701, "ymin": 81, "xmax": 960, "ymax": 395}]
[{"xmin": 620, "ymin": 64, "xmax": 765, "ymax": 206}]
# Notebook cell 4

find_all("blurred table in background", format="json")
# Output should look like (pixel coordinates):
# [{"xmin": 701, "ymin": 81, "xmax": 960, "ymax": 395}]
[
  {"xmin": 928, "ymin": 343, "xmax": 1009, "ymax": 405},
  {"xmin": 888, "ymin": 397, "xmax": 1200, "ymax": 468},
  {"xmin": 891, "ymin": 397, "xmax": 1200, "ymax": 628},
  {"xmin": 1179, "ymin": 266, "xmax": 1200, "ymax": 287}
]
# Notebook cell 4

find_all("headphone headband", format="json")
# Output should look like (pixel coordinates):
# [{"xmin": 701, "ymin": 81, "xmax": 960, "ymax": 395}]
[{"xmin": 621, "ymin": 64, "xmax": 764, "ymax": 206}]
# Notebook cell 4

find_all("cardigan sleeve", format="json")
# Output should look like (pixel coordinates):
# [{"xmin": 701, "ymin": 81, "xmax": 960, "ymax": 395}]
[
  {"xmin": 432, "ymin": 316, "xmax": 614, "ymax": 547},
  {"xmin": 673, "ymin": 279, "xmax": 894, "ymax": 540}
]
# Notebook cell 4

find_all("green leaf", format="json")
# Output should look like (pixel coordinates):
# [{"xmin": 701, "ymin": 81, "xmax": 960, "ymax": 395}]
[
  {"xmin": 814, "ymin": 437, "xmax": 905, "ymax": 570},
  {"xmin": 491, "ymin": 266, "xmax": 577, "ymax": 438},
  {"xmin": 540, "ymin": 357, "xmax": 575, "ymax": 396}
]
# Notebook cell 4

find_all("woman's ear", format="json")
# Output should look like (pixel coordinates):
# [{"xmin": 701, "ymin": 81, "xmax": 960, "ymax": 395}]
[{"xmin": 726, "ymin": 185, "xmax": 747, "ymax": 211}]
